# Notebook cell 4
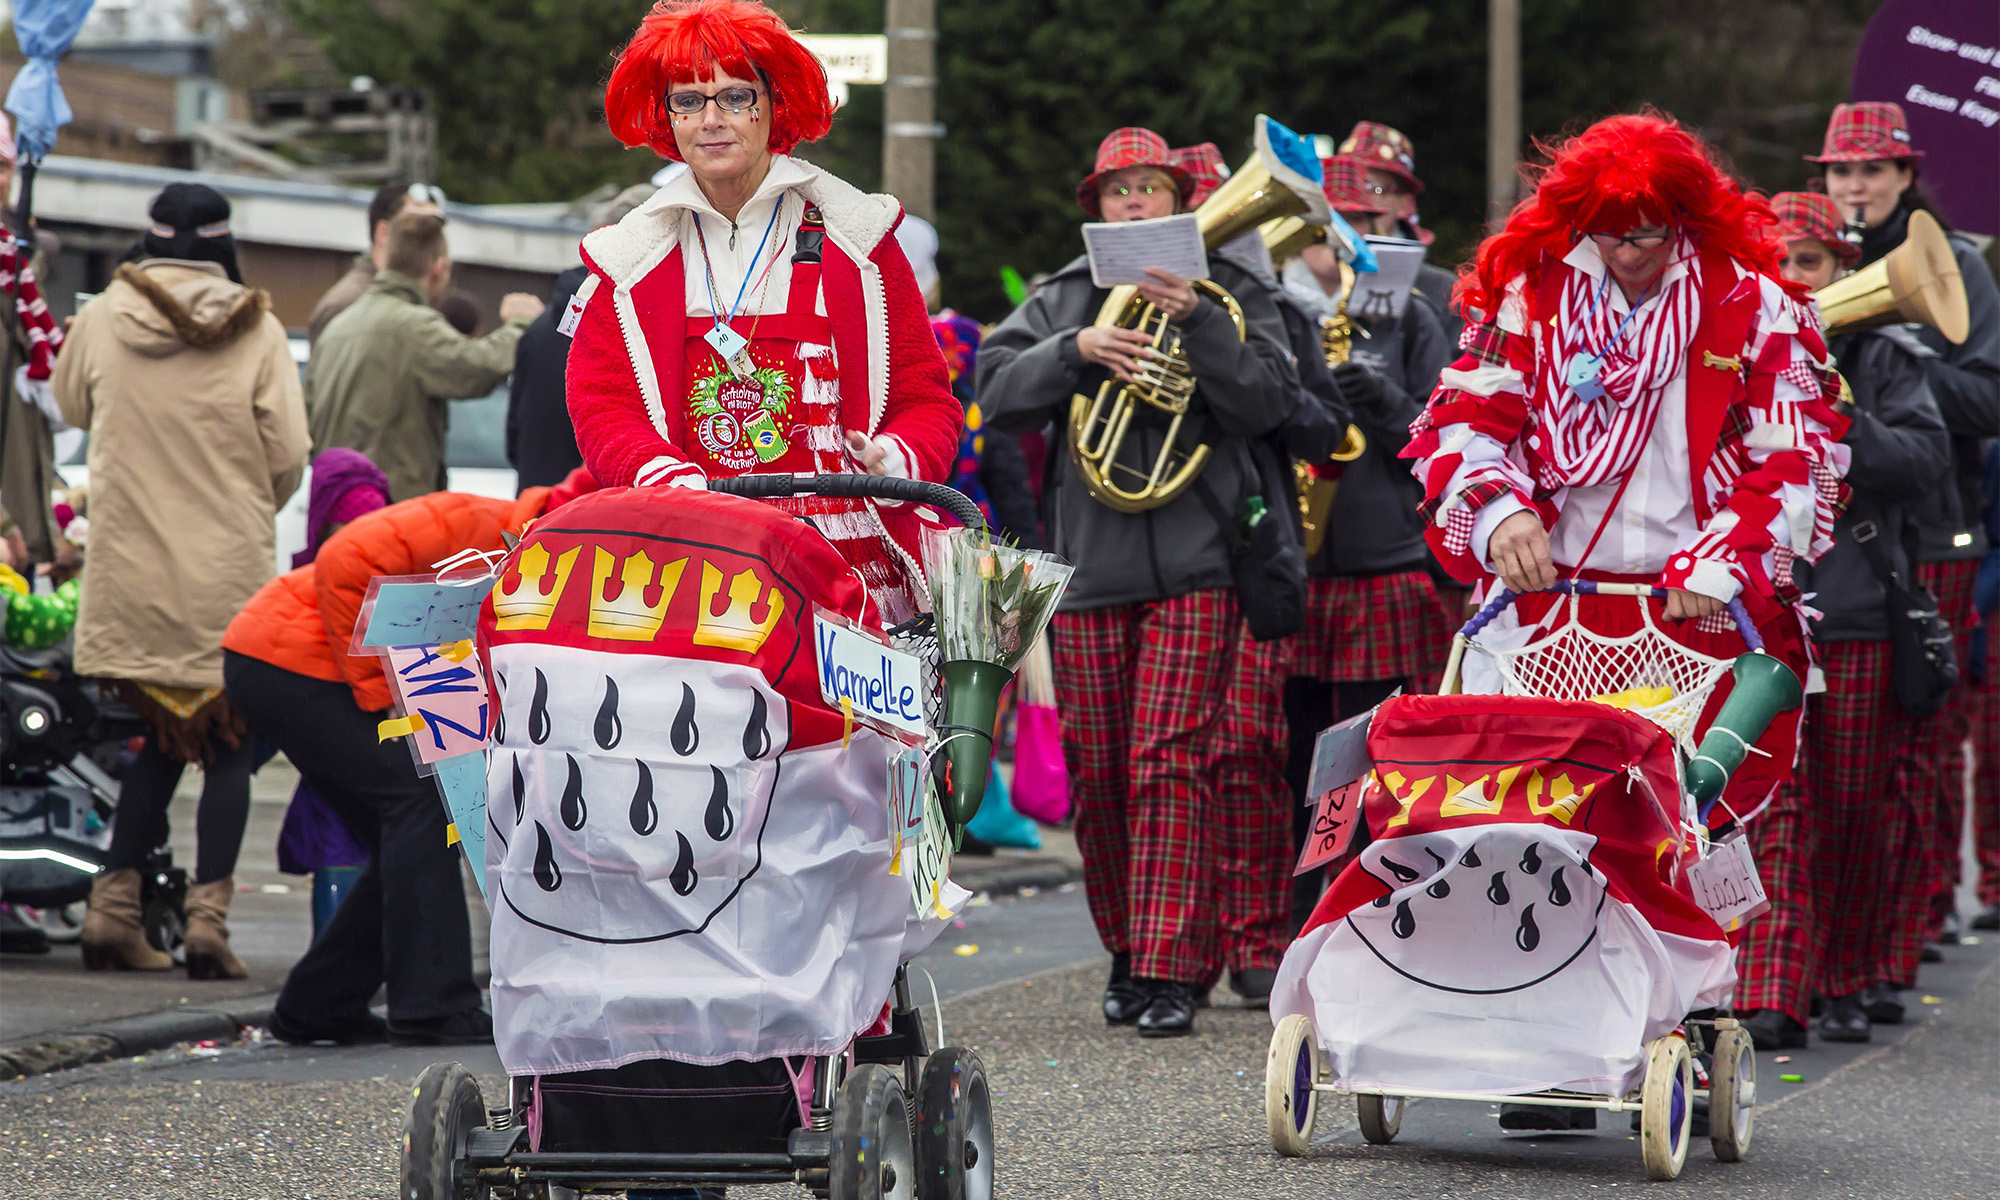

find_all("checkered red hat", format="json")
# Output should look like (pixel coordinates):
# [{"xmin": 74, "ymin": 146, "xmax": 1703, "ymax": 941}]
[
  {"xmin": 1338, "ymin": 120, "xmax": 1423, "ymax": 194},
  {"xmin": 1805, "ymin": 101, "xmax": 1924, "ymax": 164},
  {"xmin": 1772, "ymin": 191, "xmax": 1861, "ymax": 266},
  {"xmin": 1169, "ymin": 143, "xmax": 1230, "ymax": 207},
  {"xmin": 1077, "ymin": 128, "xmax": 1196, "ymax": 217},
  {"xmin": 1321, "ymin": 155, "xmax": 1386, "ymax": 216}
]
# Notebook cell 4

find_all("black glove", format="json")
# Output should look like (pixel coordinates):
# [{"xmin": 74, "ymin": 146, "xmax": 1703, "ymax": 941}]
[{"xmin": 1331, "ymin": 360, "xmax": 1390, "ymax": 413}]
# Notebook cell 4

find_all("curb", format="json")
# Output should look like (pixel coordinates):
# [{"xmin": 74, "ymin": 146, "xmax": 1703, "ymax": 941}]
[
  {"xmin": 0, "ymin": 990, "xmax": 280, "ymax": 1083},
  {"xmin": 948, "ymin": 854, "xmax": 1081, "ymax": 898}
]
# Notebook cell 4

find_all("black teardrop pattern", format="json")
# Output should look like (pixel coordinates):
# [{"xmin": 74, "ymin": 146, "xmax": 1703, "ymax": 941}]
[
  {"xmin": 671, "ymin": 684, "xmax": 700, "ymax": 756},
  {"xmin": 1426, "ymin": 877, "xmax": 1451, "ymax": 900},
  {"xmin": 594, "ymin": 678, "xmax": 623, "ymax": 750},
  {"xmin": 743, "ymin": 691, "xmax": 771, "ymax": 760},
  {"xmin": 559, "ymin": 755, "xmax": 587, "ymax": 831},
  {"xmin": 1459, "ymin": 845, "xmax": 1481, "ymax": 868},
  {"xmin": 493, "ymin": 677, "xmax": 507, "ymax": 745},
  {"xmin": 532, "ymin": 822, "xmax": 561, "ymax": 892},
  {"xmin": 705, "ymin": 766, "xmax": 734, "ymax": 841},
  {"xmin": 510, "ymin": 756, "xmax": 526, "ymax": 827},
  {"xmin": 1425, "ymin": 847, "xmax": 1447, "ymax": 871},
  {"xmin": 1391, "ymin": 899, "xmax": 1417, "ymax": 939},
  {"xmin": 1549, "ymin": 867, "xmax": 1572, "ymax": 907},
  {"xmin": 1520, "ymin": 843, "xmax": 1543, "ymax": 875},
  {"xmin": 528, "ymin": 670, "xmax": 552, "ymax": 745},
  {"xmin": 1515, "ymin": 904, "xmax": 1541, "ymax": 952},
  {"xmin": 1382, "ymin": 856, "xmax": 1420, "ymax": 884},
  {"xmin": 1487, "ymin": 871, "xmax": 1511, "ymax": 906},
  {"xmin": 629, "ymin": 762, "xmax": 657, "ymax": 835},
  {"xmin": 669, "ymin": 832, "xmax": 698, "ymax": 896},
  {"xmin": 1372, "ymin": 894, "xmax": 1393, "ymax": 908}
]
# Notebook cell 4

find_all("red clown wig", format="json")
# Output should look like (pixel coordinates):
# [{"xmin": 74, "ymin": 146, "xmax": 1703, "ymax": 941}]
[
  {"xmin": 605, "ymin": 0, "xmax": 834, "ymax": 162},
  {"xmin": 1459, "ymin": 111, "xmax": 1788, "ymax": 319}
]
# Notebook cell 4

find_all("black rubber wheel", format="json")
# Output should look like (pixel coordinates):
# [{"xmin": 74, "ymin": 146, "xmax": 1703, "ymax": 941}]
[
  {"xmin": 915, "ymin": 1048, "xmax": 994, "ymax": 1200},
  {"xmin": 830, "ymin": 1062, "xmax": 917, "ymax": 1200},
  {"xmin": 402, "ymin": 1061, "xmax": 487, "ymax": 1200}
]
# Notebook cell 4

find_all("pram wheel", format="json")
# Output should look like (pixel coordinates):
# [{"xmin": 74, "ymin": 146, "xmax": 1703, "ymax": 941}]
[
  {"xmin": 1707, "ymin": 1021, "xmax": 1755, "ymax": 1162},
  {"xmin": 1265, "ymin": 1014, "xmax": 1319, "ymax": 1156},
  {"xmin": 914, "ymin": 1047, "xmax": 993, "ymax": 1200},
  {"xmin": 402, "ymin": 1061, "xmax": 488, "ymax": 1200},
  {"xmin": 1356, "ymin": 1094, "xmax": 1403, "ymax": 1145},
  {"xmin": 1640, "ymin": 1035, "xmax": 1693, "ymax": 1180},
  {"xmin": 831, "ymin": 1062, "xmax": 917, "ymax": 1200}
]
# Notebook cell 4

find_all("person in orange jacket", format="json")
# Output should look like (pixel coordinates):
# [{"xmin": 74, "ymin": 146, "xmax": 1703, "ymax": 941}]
[{"xmin": 221, "ymin": 468, "xmax": 596, "ymax": 1045}]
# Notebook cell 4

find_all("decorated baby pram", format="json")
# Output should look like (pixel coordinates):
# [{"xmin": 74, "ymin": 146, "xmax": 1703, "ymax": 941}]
[
  {"xmin": 1266, "ymin": 581, "xmax": 1804, "ymax": 1181},
  {"xmin": 401, "ymin": 473, "xmax": 1062, "ymax": 1200}
]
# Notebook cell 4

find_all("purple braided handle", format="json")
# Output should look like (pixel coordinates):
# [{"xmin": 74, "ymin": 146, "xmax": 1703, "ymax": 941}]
[{"xmin": 1457, "ymin": 580, "xmax": 1763, "ymax": 651}]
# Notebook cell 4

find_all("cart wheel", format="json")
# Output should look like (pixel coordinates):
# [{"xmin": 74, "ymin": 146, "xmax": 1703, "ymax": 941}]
[
  {"xmin": 1640, "ymin": 1035, "xmax": 1693, "ymax": 1181},
  {"xmin": 402, "ymin": 1061, "xmax": 488, "ymax": 1200},
  {"xmin": 1707, "ymin": 1024, "xmax": 1755, "ymax": 1162},
  {"xmin": 1357, "ymin": 1094, "xmax": 1403, "ymax": 1145},
  {"xmin": 831, "ymin": 1062, "xmax": 918, "ymax": 1200},
  {"xmin": 915, "ymin": 1047, "xmax": 994, "ymax": 1200},
  {"xmin": 1265, "ymin": 1013, "xmax": 1320, "ymax": 1156}
]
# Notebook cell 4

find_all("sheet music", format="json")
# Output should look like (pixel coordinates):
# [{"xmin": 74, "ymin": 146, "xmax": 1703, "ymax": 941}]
[
  {"xmin": 1081, "ymin": 213, "xmax": 1210, "ymax": 288},
  {"xmin": 1347, "ymin": 236, "xmax": 1427, "ymax": 322}
]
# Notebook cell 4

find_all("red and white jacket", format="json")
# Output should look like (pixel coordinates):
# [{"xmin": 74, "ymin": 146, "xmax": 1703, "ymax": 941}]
[
  {"xmin": 1407, "ymin": 243, "xmax": 1850, "ymax": 606},
  {"xmin": 562, "ymin": 157, "xmax": 962, "ymax": 584}
]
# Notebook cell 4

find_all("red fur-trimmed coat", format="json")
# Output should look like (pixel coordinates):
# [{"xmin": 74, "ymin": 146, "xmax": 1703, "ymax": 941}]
[{"xmin": 562, "ymin": 158, "xmax": 963, "ymax": 584}]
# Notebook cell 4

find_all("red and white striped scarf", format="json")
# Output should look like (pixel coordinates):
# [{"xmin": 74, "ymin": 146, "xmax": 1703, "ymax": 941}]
[
  {"xmin": 0, "ymin": 239, "xmax": 61, "ymax": 380},
  {"xmin": 1530, "ymin": 246, "xmax": 1701, "ymax": 491}
]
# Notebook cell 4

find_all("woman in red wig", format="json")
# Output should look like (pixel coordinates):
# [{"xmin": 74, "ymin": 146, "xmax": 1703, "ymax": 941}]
[
  {"xmin": 1406, "ymin": 112, "xmax": 1849, "ymax": 1125},
  {"xmin": 565, "ymin": 0, "xmax": 961, "ymax": 623}
]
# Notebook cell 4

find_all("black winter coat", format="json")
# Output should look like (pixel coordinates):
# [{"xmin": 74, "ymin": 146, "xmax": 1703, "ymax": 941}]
[{"xmin": 506, "ymin": 265, "xmax": 587, "ymax": 492}]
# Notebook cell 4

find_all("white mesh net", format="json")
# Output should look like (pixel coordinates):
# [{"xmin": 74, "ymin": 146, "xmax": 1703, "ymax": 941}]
[{"xmin": 1468, "ymin": 595, "xmax": 1736, "ymax": 747}]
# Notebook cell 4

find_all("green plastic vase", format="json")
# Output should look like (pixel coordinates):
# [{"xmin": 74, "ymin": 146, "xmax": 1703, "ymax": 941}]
[
  {"xmin": 937, "ymin": 658, "xmax": 1015, "ymax": 835},
  {"xmin": 1685, "ymin": 651, "xmax": 1804, "ymax": 806}
]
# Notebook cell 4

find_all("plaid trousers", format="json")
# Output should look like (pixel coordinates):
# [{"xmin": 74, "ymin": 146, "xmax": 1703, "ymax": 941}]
[
  {"xmin": 1736, "ymin": 639, "xmax": 1920, "ymax": 1019},
  {"xmin": 1911, "ymin": 560, "xmax": 1979, "ymax": 930},
  {"xmin": 1053, "ymin": 589, "xmax": 1239, "ymax": 983},
  {"xmin": 1971, "ymin": 663, "xmax": 1999, "ymax": 907},
  {"xmin": 1210, "ymin": 630, "xmax": 1294, "ymax": 974}
]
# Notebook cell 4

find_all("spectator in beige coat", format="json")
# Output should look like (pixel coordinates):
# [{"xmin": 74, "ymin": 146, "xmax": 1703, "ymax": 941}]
[{"xmin": 52, "ymin": 183, "xmax": 311, "ymax": 980}]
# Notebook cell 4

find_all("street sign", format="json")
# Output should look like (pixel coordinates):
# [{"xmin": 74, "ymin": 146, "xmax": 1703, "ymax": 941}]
[{"xmin": 798, "ymin": 34, "xmax": 889, "ymax": 85}]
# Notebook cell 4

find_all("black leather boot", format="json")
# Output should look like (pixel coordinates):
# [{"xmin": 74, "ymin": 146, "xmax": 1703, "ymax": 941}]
[
  {"xmin": 1860, "ymin": 982, "xmax": 1905, "ymax": 1025},
  {"xmin": 1134, "ymin": 980, "xmax": 1196, "ymax": 1037},
  {"xmin": 1498, "ymin": 1104, "xmax": 1595, "ymax": 1131},
  {"xmin": 1739, "ymin": 1008, "xmax": 1807, "ymax": 1051},
  {"xmin": 1230, "ymin": 967, "xmax": 1277, "ymax": 1007},
  {"xmin": 1103, "ymin": 951, "xmax": 1150, "ymax": 1025},
  {"xmin": 1818, "ymin": 993, "xmax": 1872, "ymax": 1043}
]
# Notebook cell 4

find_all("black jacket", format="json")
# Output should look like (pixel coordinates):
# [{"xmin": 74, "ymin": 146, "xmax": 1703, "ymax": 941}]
[
  {"xmin": 1858, "ymin": 205, "xmax": 2000, "ymax": 562},
  {"xmin": 1795, "ymin": 330, "xmax": 1951, "ymax": 642},
  {"xmin": 978, "ymin": 254, "xmax": 1303, "ymax": 610},
  {"xmin": 506, "ymin": 265, "xmax": 587, "ymax": 492}
]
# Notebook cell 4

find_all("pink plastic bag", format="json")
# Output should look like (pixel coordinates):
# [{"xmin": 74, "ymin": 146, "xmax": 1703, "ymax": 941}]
[{"xmin": 1011, "ymin": 703, "xmax": 1070, "ymax": 824}]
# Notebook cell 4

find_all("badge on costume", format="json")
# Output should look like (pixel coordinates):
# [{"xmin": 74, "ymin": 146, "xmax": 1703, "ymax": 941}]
[
  {"xmin": 1566, "ymin": 353, "xmax": 1606, "ymax": 402},
  {"xmin": 704, "ymin": 321, "xmax": 749, "ymax": 364}
]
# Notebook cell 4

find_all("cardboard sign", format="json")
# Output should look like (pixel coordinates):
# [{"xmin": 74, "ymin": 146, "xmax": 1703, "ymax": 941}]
[
  {"xmin": 1295, "ymin": 774, "xmax": 1371, "ymax": 877},
  {"xmin": 432, "ymin": 751, "xmax": 489, "ymax": 901},
  {"xmin": 384, "ymin": 643, "xmax": 492, "ymax": 764},
  {"xmin": 359, "ymin": 574, "xmax": 497, "ymax": 649},
  {"xmin": 905, "ymin": 760, "xmax": 953, "ymax": 918},
  {"xmin": 814, "ymin": 609, "xmax": 927, "ymax": 740},
  {"xmin": 1686, "ymin": 833, "xmax": 1771, "ymax": 932},
  {"xmin": 888, "ymin": 743, "xmax": 926, "ymax": 875},
  {"xmin": 1304, "ymin": 704, "xmax": 1380, "ymax": 802}
]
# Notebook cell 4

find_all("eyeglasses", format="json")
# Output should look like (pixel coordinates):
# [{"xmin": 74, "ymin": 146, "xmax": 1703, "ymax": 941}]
[
  {"xmin": 406, "ymin": 183, "xmax": 448, "ymax": 207},
  {"xmin": 1103, "ymin": 184, "xmax": 1168, "ymax": 198},
  {"xmin": 1584, "ymin": 229, "xmax": 1672, "ymax": 250},
  {"xmin": 665, "ymin": 85, "xmax": 762, "ymax": 116}
]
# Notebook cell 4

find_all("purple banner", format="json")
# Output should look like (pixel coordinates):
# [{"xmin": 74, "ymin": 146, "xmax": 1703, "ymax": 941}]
[{"xmin": 1850, "ymin": 0, "xmax": 2000, "ymax": 236}]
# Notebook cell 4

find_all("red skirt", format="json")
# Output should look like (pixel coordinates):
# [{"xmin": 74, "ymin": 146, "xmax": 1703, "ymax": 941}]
[{"xmin": 1292, "ymin": 572, "xmax": 1451, "ymax": 684}]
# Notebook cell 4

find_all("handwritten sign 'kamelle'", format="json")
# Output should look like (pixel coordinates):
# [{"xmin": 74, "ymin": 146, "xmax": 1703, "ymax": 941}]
[{"xmin": 814, "ymin": 608, "xmax": 927, "ymax": 740}]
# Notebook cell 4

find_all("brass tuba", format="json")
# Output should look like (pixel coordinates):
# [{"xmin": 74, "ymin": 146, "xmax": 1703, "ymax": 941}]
[
  {"xmin": 1814, "ymin": 209, "xmax": 1968, "ymax": 344},
  {"xmin": 1068, "ymin": 115, "xmax": 1331, "ymax": 513},
  {"xmin": 1260, "ymin": 228, "xmax": 1368, "ymax": 559}
]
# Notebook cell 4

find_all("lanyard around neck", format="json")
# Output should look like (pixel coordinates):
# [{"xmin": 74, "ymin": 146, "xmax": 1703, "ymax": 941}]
[
  {"xmin": 1581, "ymin": 271, "xmax": 1653, "ymax": 359},
  {"xmin": 695, "ymin": 198, "xmax": 784, "ymax": 328}
]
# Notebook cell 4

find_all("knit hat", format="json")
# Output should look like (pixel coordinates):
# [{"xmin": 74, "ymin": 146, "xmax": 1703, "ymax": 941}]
[
  {"xmin": 1772, "ymin": 191, "xmax": 1860, "ymax": 266},
  {"xmin": 1338, "ymin": 120, "xmax": 1423, "ymax": 194},
  {"xmin": 894, "ymin": 213, "xmax": 941, "ymax": 301},
  {"xmin": 294, "ymin": 448, "xmax": 392, "ymax": 568},
  {"xmin": 1805, "ymin": 101, "xmax": 1923, "ymax": 164},
  {"xmin": 136, "ymin": 183, "xmax": 242, "ymax": 284},
  {"xmin": 1321, "ymin": 155, "xmax": 1387, "ymax": 216},
  {"xmin": 1169, "ymin": 143, "xmax": 1230, "ymax": 207},
  {"xmin": 1077, "ymin": 128, "xmax": 1196, "ymax": 218}
]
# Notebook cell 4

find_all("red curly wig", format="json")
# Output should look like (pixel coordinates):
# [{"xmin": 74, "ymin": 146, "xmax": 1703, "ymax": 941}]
[
  {"xmin": 605, "ymin": 0, "xmax": 834, "ymax": 162},
  {"xmin": 1459, "ymin": 111, "xmax": 1788, "ymax": 319}
]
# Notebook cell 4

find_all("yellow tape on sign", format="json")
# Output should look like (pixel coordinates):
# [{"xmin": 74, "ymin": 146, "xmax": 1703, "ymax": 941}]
[
  {"xmin": 377, "ymin": 713, "xmax": 428, "ymax": 742},
  {"xmin": 445, "ymin": 822, "xmax": 460, "ymax": 847},
  {"xmin": 840, "ymin": 696, "xmax": 855, "ymax": 748},
  {"xmin": 438, "ymin": 639, "xmax": 475, "ymax": 662}
]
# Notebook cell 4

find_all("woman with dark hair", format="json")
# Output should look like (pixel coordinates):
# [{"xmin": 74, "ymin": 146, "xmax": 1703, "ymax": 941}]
[
  {"xmin": 1810, "ymin": 101, "xmax": 2000, "ymax": 957},
  {"xmin": 53, "ymin": 182, "xmax": 311, "ymax": 978}
]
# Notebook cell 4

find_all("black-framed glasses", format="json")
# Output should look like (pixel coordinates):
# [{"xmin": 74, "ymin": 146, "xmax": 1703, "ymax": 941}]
[
  {"xmin": 1584, "ymin": 229, "xmax": 1673, "ymax": 250},
  {"xmin": 665, "ymin": 85, "xmax": 762, "ymax": 116},
  {"xmin": 1103, "ymin": 184, "xmax": 1168, "ymax": 198}
]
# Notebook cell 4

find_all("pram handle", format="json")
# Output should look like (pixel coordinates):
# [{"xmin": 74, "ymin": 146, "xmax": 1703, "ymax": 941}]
[
  {"xmin": 705, "ymin": 473, "xmax": 988, "ymax": 536},
  {"xmin": 1458, "ymin": 580, "xmax": 1763, "ymax": 652}
]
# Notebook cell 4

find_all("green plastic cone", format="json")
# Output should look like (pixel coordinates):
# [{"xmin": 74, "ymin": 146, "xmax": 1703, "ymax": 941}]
[
  {"xmin": 937, "ymin": 658, "xmax": 1015, "ymax": 833},
  {"xmin": 1686, "ymin": 651, "xmax": 1804, "ymax": 806}
]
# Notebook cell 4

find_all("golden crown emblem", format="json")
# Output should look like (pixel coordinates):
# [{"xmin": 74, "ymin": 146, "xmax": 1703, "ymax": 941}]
[
  {"xmin": 493, "ymin": 542, "xmax": 582, "ymax": 631},
  {"xmin": 588, "ymin": 547, "xmax": 690, "ymax": 641},
  {"xmin": 692, "ymin": 562, "xmax": 786, "ymax": 653}
]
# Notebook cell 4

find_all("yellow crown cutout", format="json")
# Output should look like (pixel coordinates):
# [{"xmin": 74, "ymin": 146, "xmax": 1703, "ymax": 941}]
[
  {"xmin": 494, "ymin": 542, "xmax": 581, "ymax": 631},
  {"xmin": 588, "ymin": 547, "xmax": 690, "ymax": 641},
  {"xmin": 692, "ymin": 562, "xmax": 785, "ymax": 653}
]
